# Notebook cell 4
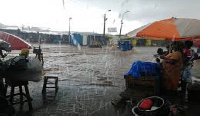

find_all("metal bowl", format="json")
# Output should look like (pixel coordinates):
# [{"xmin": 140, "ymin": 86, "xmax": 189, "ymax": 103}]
[
  {"xmin": 137, "ymin": 96, "xmax": 164, "ymax": 111},
  {"xmin": 132, "ymin": 106, "xmax": 142, "ymax": 116},
  {"xmin": 136, "ymin": 96, "xmax": 164, "ymax": 116}
]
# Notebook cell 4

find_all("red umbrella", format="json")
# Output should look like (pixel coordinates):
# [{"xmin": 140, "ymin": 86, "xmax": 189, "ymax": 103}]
[
  {"xmin": 0, "ymin": 31, "xmax": 32, "ymax": 50},
  {"xmin": 193, "ymin": 40, "xmax": 200, "ymax": 46}
]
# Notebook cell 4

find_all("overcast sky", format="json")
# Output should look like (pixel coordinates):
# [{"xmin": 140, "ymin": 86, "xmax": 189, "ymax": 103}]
[{"xmin": 0, "ymin": 0, "xmax": 200, "ymax": 34}]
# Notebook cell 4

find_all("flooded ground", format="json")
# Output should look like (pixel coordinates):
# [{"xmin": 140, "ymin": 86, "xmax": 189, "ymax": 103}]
[{"xmin": 5, "ymin": 44, "xmax": 200, "ymax": 116}]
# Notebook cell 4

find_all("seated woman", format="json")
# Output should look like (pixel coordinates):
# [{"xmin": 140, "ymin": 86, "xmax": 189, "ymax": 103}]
[
  {"xmin": 161, "ymin": 41, "xmax": 184, "ymax": 94},
  {"xmin": 154, "ymin": 44, "xmax": 172, "ymax": 63},
  {"xmin": 8, "ymin": 48, "xmax": 30, "ymax": 71}
]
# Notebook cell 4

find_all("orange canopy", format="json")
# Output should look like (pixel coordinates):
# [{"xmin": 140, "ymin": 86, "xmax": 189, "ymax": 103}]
[{"xmin": 127, "ymin": 18, "xmax": 200, "ymax": 41}]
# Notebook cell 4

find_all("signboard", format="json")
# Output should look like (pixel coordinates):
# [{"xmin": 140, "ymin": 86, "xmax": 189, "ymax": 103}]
[{"xmin": 108, "ymin": 27, "xmax": 117, "ymax": 32}]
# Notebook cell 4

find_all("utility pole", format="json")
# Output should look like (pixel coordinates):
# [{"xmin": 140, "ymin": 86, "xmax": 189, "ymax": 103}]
[
  {"xmin": 68, "ymin": 17, "xmax": 72, "ymax": 44},
  {"xmin": 119, "ymin": 11, "xmax": 129, "ymax": 39},
  {"xmin": 103, "ymin": 10, "xmax": 111, "ymax": 40}
]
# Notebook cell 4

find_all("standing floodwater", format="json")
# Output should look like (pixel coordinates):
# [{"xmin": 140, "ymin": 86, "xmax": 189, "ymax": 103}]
[{"xmin": 8, "ymin": 44, "xmax": 200, "ymax": 116}]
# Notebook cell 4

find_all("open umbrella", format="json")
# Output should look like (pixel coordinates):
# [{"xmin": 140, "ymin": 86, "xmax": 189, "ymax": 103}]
[
  {"xmin": 193, "ymin": 40, "xmax": 200, "ymax": 46},
  {"xmin": 127, "ymin": 17, "xmax": 200, "ymax": 41},
  {"xmin": 0, "ymin": 31, "xmax": 32, "ymax": 50},
  {"xmin": 0, "ymin": 40, "xmax": 11, "ymax": 52}
]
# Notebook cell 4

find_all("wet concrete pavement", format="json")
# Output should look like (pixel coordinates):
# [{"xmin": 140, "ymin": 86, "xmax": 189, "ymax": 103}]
[{"xmin": 5, "ymin": 44, "xmax": 200, "ymax": 116}]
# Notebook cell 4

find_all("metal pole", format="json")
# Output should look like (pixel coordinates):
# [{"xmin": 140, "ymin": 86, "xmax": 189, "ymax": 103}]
[
  {"xmin": 119, "ymin": 11, "xmax": 129, "ymax": 39},
  {"xmin": 103, "ymin": 10, "xmax": 111, "ymax": 40},
  {"xmin": 37, "ymin": 31, "xmax": 41, "ymax": 47},
  {"xmin": 103, "ymin": 14, "xmax": 106, "ymax": 40},
  {"xmin": 119, "ymin": 20, "xmax": 123, "ymax": 39},
  {"xmin": 69, "ymin": 17, "xmax": 72, "ymax": 44}
]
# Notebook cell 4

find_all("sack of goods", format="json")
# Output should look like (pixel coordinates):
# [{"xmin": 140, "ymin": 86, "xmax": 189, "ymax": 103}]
[{"xmin": 5, "ymin": 56, "xmax": 42, "ymax": 82}]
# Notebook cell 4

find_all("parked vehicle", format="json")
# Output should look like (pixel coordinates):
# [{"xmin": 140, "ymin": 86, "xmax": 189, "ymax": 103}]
[{"xmin": 118, "ymin": 40, "xmax": 133, "ymax": 51}]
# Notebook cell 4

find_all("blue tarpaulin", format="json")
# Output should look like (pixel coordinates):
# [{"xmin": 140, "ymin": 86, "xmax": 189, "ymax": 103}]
[{"xmin": 124, "ymin": 61, "xmax": 161, "ymax": 79}]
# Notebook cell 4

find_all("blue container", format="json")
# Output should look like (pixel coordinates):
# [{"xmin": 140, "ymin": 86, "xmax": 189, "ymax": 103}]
[
  {"xmin": 118, "ymin": 40, "xmax": 133, "ymax": 51},
  {"xmin": 68, "ymin": 35, "xmax": 73, "ymax": 45},
  {"xmin": 72, "ymin": 33, "xmax": 83, "ymax": 45}
]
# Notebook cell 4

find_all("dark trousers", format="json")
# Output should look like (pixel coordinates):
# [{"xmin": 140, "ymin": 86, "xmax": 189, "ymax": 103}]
[
  {"xmin": 154, "ymin": 76, "xmax": 161, "ymax": 96},
  {"xmin": 0, "ymin": 78, "xmax": 6, "ymax": 97},
  {"xmin": 180, "ymin": 80, "xmax": 188, "ymax": 104}
]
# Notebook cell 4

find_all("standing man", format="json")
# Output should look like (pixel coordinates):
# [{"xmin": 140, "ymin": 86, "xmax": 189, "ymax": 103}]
[{"xmin": 182, "ymin": 41, "xmax": 198, "ymax": 103}]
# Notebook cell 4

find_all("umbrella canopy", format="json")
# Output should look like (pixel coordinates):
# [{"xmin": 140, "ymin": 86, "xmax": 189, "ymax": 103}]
[
  {"xmin": 127, "ymin": 17, "xmax": 200, "ymax": 41},
  {"xmin": 0, "ymin": 31, "xmax": 32, "ymax": 50},
  {"xmin": 0, "ymin": 39, "xmax": 11, "ymax": 52},
  {"xmin": 193, "ymin": 40, "xmax": 200, "ymax": 46}
]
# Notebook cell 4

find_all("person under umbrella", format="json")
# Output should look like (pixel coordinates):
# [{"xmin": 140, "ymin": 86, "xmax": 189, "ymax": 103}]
[
  {"xmin": 0, "ymin": 40, "xmax": 11, "ymax": 58},
  {"xmin": 181, "ymin": 41, "xmax": 198, "ymax": 103},
  {"xmin": 197, "ymin": 46, "xmax": 200, "ymax": 58},
  {"xmin": 161, "ymin": 41, "xmax": 184, "ymax": 95},
  {"xmin": 0, "ymin": 50, "xmax": 5, "ymax": 58},
  {"xmin": 0, "ymin": 40, "xmax": 11, "ymax": 102}
]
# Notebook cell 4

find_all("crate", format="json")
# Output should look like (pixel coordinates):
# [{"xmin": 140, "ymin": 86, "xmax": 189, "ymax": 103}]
[{"xmin": 125, "ymin": 74, "xmax": 156, "ymax": 89}]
